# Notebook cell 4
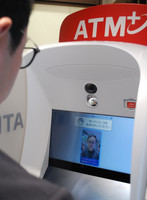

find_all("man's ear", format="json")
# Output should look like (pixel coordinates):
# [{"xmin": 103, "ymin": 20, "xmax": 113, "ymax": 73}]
[{"xmin": 0, "ymin": 17, "xmax": 12, "ymax": 38}]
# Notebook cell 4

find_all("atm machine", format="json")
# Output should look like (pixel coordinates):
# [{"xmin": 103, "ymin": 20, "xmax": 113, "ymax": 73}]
[{"xmin": 21, "ymin": 4, "xmax": 147, "ymax": 200}]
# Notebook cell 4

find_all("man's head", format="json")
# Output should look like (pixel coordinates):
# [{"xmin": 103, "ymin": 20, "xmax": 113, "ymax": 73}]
[
  {"xmin": 0, "ymin": 0, "xmax": 33, "ymax": 53},
  {"xmin": 87, "ymin": 134, "xmax": 97, "ymax": 152},
  {"xmin": 0, "ymin": 0, "xmax": 33, "ymax": 103}
]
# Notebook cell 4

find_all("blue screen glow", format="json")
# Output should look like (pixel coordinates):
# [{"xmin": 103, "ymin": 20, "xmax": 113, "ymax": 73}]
[{"xmin": 49, "ymin": 110, "xmax": 134, "ymax": 174}]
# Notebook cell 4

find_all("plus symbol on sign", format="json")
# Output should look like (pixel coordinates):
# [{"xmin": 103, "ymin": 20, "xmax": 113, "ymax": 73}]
[{"xmin": 127, "ymin": 11, "xmax": 141, "ymax": 25}]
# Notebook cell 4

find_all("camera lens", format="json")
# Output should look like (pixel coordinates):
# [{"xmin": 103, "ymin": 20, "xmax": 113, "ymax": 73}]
[{"xmin": 85, "ymin": 83, "xmax": 97, "ymax": 94}]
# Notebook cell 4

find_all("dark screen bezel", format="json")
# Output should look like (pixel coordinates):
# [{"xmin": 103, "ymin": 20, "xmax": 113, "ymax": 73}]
[{"xmin": 49, "ymin": 158, "xmax": 130, "ymax": 183}]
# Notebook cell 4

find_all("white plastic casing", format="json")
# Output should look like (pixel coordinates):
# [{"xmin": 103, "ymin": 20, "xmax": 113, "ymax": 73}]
[{"xmin": 21, "ymin": 41, "xmax": 147, "ymax": 200}]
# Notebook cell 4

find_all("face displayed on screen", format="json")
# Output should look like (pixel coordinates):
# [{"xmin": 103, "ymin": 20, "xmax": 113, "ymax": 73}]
[
  {"xmin": 49, "ymin": 109, "xmax": 134, "ymax": 183},
  {"xmin": 87, "ymin": 136, "xmax": 96, "ymax": 151}
]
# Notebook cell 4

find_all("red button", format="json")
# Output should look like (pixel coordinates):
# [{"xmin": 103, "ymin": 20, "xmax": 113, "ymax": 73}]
[{"xmin": 127, "ymin": 102, "xmax": 136, "ymax": 109}]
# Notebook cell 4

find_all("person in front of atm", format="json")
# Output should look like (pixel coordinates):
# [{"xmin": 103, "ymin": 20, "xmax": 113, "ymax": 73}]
[{"xmin": 0, "ymin": 0, "xmax": 73, "ymax": 199}]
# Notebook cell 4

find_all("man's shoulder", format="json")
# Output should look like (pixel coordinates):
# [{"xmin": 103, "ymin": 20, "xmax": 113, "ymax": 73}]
[{"xmin": 0, "ymin": 150, "xmax": 74, "ymax": 200}]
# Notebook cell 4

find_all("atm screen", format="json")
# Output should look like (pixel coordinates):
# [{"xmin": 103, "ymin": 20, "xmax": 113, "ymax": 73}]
[{"xmin": 49, "ymin": 109, "xmax": 134, "ymax": 183}]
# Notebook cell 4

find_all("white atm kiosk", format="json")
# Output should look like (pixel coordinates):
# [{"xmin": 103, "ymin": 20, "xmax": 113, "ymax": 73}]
[{"xmin": 21, "ymin": 4, "xmax": 147, "ymax": 200}]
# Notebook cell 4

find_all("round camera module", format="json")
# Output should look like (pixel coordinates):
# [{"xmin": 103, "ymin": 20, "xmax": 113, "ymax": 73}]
[
  {"xmin": 85, "ymin": 83, "xmax": 97, "ymax": 94},
  {"xmin": 87, "ymin": 95, "xmax": 98, "ymax": 107}
]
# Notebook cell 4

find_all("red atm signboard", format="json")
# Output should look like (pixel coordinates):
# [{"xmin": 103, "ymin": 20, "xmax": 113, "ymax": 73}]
[{"xmin": 59, "ymin": 4, "xmax": 147, "ymax": 46}]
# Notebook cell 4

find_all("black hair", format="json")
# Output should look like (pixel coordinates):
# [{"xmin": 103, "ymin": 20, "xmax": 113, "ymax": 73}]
[
  {"xmin": 87, "ymin": 134, "xmax": 97, "ymax": 143},
  {"xmin": 0, "ymin": 0, "xmax": 33, "ymax": 53}
]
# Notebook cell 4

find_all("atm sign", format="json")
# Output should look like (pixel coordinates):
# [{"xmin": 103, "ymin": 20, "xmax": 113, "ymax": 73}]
[{"xmin": 59, "ymin": 4, "xmax": 147, "ymax": 46}]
